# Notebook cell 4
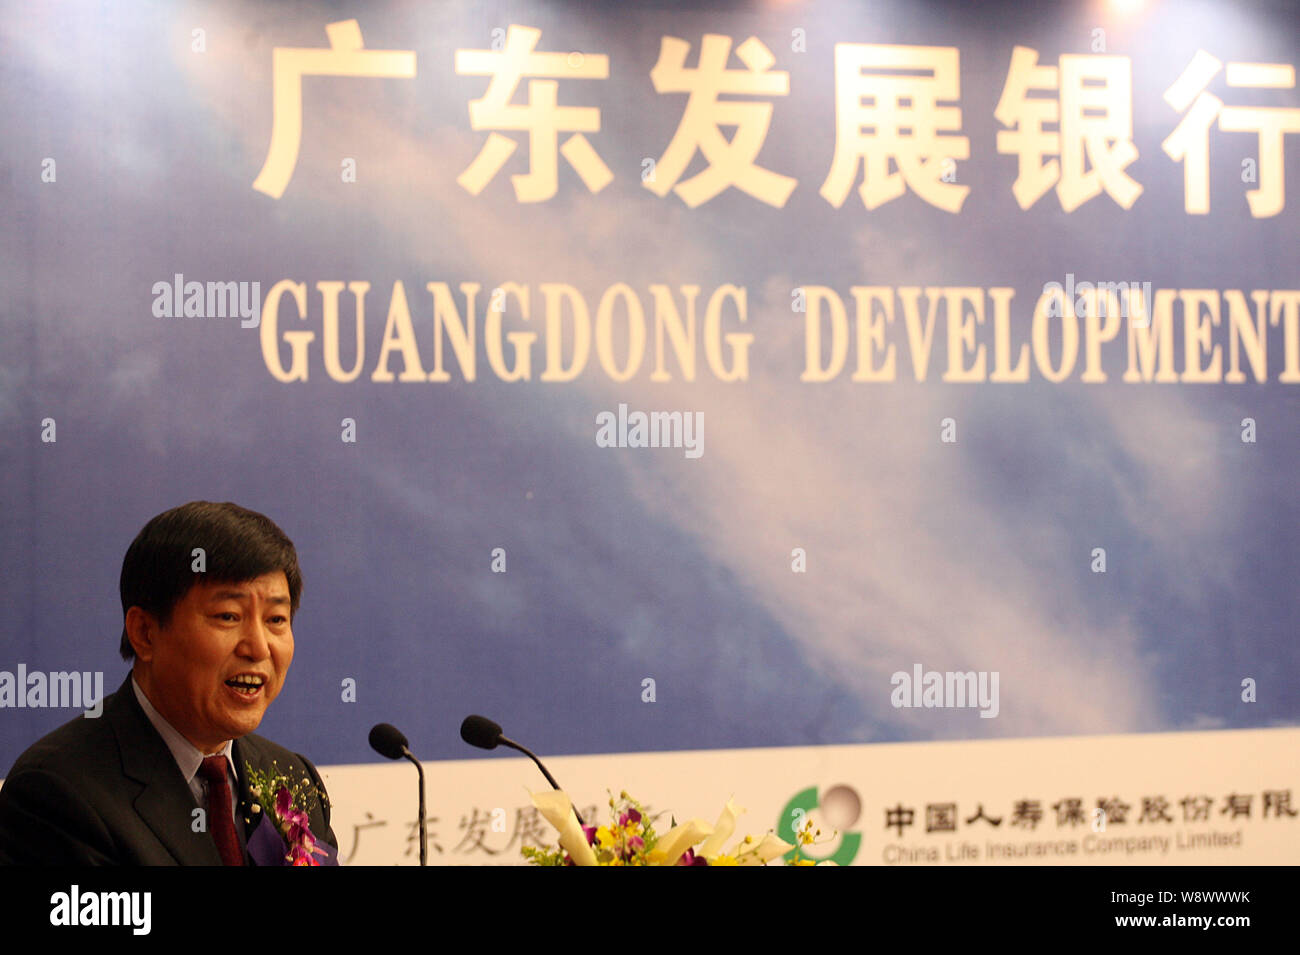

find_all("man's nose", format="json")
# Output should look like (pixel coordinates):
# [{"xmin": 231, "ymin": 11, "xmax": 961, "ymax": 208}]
[{"xmin": 237, "ymin": 618, "xmax": 272, "ymax": 659}]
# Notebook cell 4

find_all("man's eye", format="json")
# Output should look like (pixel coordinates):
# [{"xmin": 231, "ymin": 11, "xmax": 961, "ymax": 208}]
[{"xmin": 216, "ymin": 613, "xmax": 238, "ymax": 622}]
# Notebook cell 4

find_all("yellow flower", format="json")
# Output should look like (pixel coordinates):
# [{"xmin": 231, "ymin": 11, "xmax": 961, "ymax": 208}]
[{"xmin": 596, "ymin": 826, "xmax": 616, "ymax": 849}]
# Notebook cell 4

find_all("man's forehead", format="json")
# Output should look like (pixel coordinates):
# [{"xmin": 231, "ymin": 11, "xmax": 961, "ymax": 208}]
[{"xmin": 194, "ymin": 572, "xmax": 290, "ymax": 601}]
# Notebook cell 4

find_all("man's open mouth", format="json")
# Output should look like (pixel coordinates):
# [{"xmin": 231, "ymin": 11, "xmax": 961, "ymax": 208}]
[{"xmin": 225, "ymin": 675, "xmax": 266, "ymax": 695}]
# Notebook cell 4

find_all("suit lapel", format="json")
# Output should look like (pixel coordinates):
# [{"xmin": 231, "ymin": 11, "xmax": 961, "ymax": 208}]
[
  {"xmin": 232, "ymin": 737, "xmax": 258, "ymax": 842},
  {"xmin": 109, "ymin": 675, "xmax": 223, "ymax": 865}
]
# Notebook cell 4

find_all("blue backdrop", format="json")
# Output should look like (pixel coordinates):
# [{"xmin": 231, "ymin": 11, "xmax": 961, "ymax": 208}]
[{"xmin": 2, "ymin": 0, "xmax": 1296, "ymax": 771}]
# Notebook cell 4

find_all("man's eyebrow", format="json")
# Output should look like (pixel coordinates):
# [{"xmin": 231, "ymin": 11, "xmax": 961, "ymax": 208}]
[{"xmin": 207, "ymin": 590, "xmax": 291, "ymax": 605}]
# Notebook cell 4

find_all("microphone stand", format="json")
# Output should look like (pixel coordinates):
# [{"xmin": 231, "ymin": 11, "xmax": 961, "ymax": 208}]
[
  {"xmin": 499, "ymin": 735, "xmax": 585, "ymax": 827},
  {"xmin": 401, "ymin": 747, "xmax": 427, "ymax": 866}
]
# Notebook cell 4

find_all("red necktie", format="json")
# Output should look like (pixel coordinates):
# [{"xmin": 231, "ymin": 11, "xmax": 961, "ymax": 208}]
[{"xmin": 199, "ymin": 755, "xmax": 245, "ymax": 866}]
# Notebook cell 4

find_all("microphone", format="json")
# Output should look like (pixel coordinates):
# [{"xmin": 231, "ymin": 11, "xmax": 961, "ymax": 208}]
[
  {"xmin": 368, "ymin": 723, "xmax": 427, "ymax": 866},
  {"xmin": 459, "ymin": 714, "xmax": 585, "ymax": 826},
  {"xmin": 369, "ymin": 722, "xmax": 410, "ymax": 760},
  {"xmin": 459, "ymin": 714, "xmax": 503, "ymax": 750}
]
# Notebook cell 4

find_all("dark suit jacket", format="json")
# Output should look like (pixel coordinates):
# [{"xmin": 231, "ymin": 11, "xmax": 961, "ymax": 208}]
[{"xmin": 0, "ymin": 674, "xmax": 336, "ymax": 865}]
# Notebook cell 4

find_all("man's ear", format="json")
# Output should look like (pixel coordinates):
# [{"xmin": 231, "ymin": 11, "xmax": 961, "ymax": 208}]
[{"xmin": 124, "ymin": 606, "xmax": 161, "ymax": 662}]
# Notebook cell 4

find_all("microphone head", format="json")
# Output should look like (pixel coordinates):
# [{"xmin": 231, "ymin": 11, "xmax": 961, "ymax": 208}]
[
  {"xmin": 369, "ymin": 723, "xmax": 410, "ymax": 760},
  {"xmin": 460, "ymin": 714, "xmax": 503, "ymax": 750}
]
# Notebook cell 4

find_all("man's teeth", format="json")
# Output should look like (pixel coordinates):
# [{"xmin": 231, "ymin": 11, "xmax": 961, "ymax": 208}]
[{"xmin": 226, "ymin": 676, "xmax": 264, "ymax": 691}]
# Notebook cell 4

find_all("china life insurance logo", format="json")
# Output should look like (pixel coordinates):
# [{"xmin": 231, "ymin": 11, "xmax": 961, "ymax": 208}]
[{"xmin": 778, "ymin": 784, "xmax": 863, "ymax": 865}]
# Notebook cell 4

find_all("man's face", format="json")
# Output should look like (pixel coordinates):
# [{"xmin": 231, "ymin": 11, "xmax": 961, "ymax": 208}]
[{"xmin": 135, "ymin": 571, "xmax": 294, "ymax": 753}]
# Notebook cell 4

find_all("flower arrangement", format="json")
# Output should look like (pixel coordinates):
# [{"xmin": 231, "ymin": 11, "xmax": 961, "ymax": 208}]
[
  {"xmin": 522, "ymin": 789, "xmax": 834, "ymax": 866},
  {"xmin": 244, "ymin": 761, "xmax": 329, "ymax": 866}
]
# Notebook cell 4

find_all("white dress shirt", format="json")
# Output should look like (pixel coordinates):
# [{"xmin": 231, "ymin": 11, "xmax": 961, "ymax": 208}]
[{"xmin": 130, "ymin": 677, "xmax": 241, "ymax": 835}]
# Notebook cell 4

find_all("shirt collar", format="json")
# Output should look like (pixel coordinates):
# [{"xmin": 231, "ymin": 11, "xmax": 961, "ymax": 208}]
[{"xmin": 131, "ymin": 676, "xmax": 235, "ymax": 786}]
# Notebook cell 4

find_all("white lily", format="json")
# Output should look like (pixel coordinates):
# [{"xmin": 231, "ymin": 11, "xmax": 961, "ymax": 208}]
[
  {"xmin": 698, "ymin": 797, "xmax": 742, "ymax": 858},
  {"xmin": 733, "ymin": 831, "xmax": 795, "ymax": 865},
  {"xmin": 646, "ymin": 817, "xmax": 713, "ymax": 865},
  {"xmin": 699, "ymin": 798, "xmax": 794, "ymax": 865},
  {"xmin": 531, "ymin": 790, "xmax": 597, "ymax": 866}
]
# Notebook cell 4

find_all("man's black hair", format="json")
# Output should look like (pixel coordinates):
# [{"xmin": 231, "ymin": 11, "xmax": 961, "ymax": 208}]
[{"xmin": 119, "ymin": 501, "xmax": 303, "ymax": 660}]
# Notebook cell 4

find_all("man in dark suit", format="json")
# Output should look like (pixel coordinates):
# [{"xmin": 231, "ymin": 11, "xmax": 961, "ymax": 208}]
[{"xmin": 0, "ymin": 501, "xmax": 337, "ymax": 865}]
